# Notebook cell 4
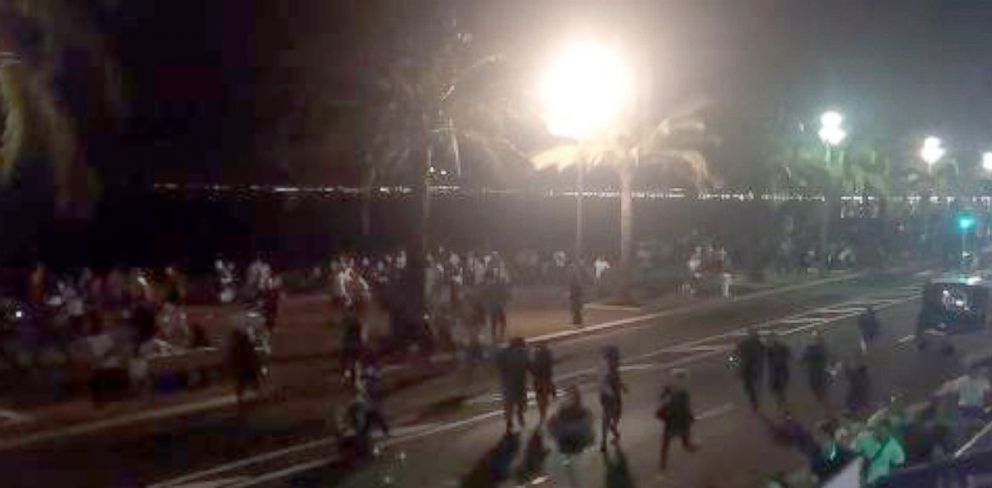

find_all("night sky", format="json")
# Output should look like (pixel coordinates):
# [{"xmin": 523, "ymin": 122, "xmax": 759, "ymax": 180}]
[{"xmin": 93, "ymin": 0, "xmax": 992, "ymax": 187}]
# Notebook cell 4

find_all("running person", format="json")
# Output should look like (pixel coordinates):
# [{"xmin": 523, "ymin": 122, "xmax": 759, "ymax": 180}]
[
  {"xmin": 599, "ymin": 346, "xmax": 626, "ymax": 451},
  {"xmin": 531, "ymin": 344, "xmax": 556, "ymax": 425}
]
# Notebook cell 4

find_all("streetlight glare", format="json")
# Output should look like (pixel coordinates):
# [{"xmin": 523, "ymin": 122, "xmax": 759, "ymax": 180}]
[
  {"xmin": 920, "ymin": 136, "xmax": 945, "ymax": 166},
  {"xmin": 817, "ymin": 110, "xmax": 846, "ymax": 146},
  {"xmin": 982, "ymin": 152, "xmax": 992, "ymax": 172},
  {"xmin": 820, "ymin": 111, "xmax": 842, "ymax": 129},
  {"xmin": 539, "ymin": 41, "xmax": 632, "ymax": 139}
]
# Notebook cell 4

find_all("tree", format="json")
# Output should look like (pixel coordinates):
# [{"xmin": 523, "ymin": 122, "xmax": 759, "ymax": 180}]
[
  {"xmin": 0, "ymin": 0, "xmax": 122, "ymax": 213},
  {"xmin": 772, "ymin": 118, "xmax": 890, "ymax": 267},
  {"xmin": 359, "ymin": 13, "xmax": 527, "ymax": 318},
  {"xmin": 531, "ymin": 104, "xmax": 714, "ymax": 302}
]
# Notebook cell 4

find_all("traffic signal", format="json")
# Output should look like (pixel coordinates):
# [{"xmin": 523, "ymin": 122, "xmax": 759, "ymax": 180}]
[{"xmin": 958, "ymin": 214, "xmax": 977, "ymax": 231}]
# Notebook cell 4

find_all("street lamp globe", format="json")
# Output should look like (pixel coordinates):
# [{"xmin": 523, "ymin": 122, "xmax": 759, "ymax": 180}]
[
  {"xmin": 982, "ymin": 152, "xmax": 992, "ymax": 173},
  {"xmin": 920, "ymin": 136, "xmax": 945, "ymax": 168},
  {"xmin": 539, "ymin": 41, "xmax": 632, "ymax": 139},
  {"xmin": 817, "ymin": 110, "xmax": 846, "ymax": 147}
]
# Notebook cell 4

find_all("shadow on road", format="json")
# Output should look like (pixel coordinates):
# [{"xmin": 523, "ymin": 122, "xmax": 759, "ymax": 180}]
[
  {"xmin": 603, "ymin": 447, "xmax": 635, "ymax": 488},
  {"xmin": 460, "ymin": 432, "xmax": 520, "ymax": 488},
  {"xmin": 514, "ymin": 429, "xmax": 549, "ymax": 484}
]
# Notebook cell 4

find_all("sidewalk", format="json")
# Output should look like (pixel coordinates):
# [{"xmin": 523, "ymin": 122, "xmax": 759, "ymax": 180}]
[{"xmin": 0, "ymin": 268, "xmax": 881, "ymax": 450}]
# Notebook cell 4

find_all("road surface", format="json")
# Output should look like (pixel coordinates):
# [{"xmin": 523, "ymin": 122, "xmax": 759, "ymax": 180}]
[{"xmin": 2, "ymin": 269, "xmax": 974, "ymax": 487}]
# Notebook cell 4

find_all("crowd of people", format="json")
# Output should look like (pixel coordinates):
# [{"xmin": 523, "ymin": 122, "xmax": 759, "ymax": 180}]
[{"xmin": 0, "ymin": 260, "xmax": 279, "ymax": 406}]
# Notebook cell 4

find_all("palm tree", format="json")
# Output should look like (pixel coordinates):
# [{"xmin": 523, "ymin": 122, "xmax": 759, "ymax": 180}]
[
  {"xmin": 359, "ymin": 17, "xmax": 528, "ymax": 316},
  {"xmin": 531, "ymin": 105, "xmax": 713, "ymax": 302},
  {"xmin": 0, "ymin": 0, "xmax": 122, "ymax": 212},
  {"xmin": 773, "ymin": 119, "xmax": 891, "ymax": 268}
]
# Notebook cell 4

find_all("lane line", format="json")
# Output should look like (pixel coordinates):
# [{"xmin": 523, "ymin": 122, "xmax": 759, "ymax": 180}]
[
  {"xmin": 527, "ymin": 271, "xmax": 872, "ymax": 345},
  {"xmin": 956, "ymin": 418, "xmax": 992, "ymax": 458},
  {"xmin": 0, "ymin": 408, "xmax": 32, "ymax": 423},
  {"xmin": 897, "ymin": 334, "xmax": 916, "ymax": 344},
  {"xmin": 586, "ymin": 303, "xmax": 642, "ymax": 312},
  {"xmin": 0, "ymin": 395, "xmax": 239, "ymax": 452},
  {"xmin": 695, "ymin": 403, "xmax": 735, "ymax": 421}
]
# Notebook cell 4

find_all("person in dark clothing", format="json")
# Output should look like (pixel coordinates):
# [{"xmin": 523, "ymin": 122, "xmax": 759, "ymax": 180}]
[
  {"xmin": 857, "ymin": 306, "xmax": 881, "ymax": 353},
  {"xmin": 766, "ymin": 333, "xmax": 793, "ymax": 410},
  {"xmin": 600, "ymin": 346, "xmax": 626, "ymax": 451},
  {"xmin": 845, "ymin": 360, "xmax": 872, "ymax": 416},
  {"xmin": 262, "ymin": 286, "xmax": 280, "ymax": 331},
  {"xmin": 801, "ymin": 331, "xmax": 832, "ymax": 406},
  {"xmin": 569, "ymin": 264, "xmax": 584, "ymax": 326},
  {"xmin": 340, "ymin": 311, "xmax": 364, "ymax": 386},
  {"xmin": 736, "ymin": 328, "xmax": 766, "ymax": 410},
  {"xmin": 497, "ymin": 337, "xmax": 529, "ymax": 433},
  {"xmin": 355, "ymin": 356, "xmax": 389, "ymax": 441},
  {"xmin": 531, "ymin": 344, "xmax": 556, "ymax": 424},
  {"xmin": 485, "ymin": 270, "xmax": 509, "ymax": 343},
  {"xmin": 656, "ymin": 370, "xmax": 698, "ymax": 469},
  {"xmin": 228, "ymin": 327, "xmax": 261, "ymax": 413}
]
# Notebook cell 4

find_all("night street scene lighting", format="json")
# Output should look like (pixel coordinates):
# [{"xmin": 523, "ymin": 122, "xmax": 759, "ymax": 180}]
[{"xmin": 7, "ymin": 2, "xmax": 992, "ymax": 487}]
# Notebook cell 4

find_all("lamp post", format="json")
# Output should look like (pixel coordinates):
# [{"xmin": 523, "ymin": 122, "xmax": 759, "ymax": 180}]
[
  {"xmin": 816, "ymin": 111, "xmax": 847, "ymax": 267},
  {"xmin": 920, "ymin": 136, "xmax": 945, "ymax": 175},
  {"xmin": 959, "ymin": 213, "xmax": 976, "ymax": 270},
  {"xmin": 818, "ymin": 110, "xmax": 847, "ymax": 163},
  {"xmin": 540, "ymin": 41, "xmax": 631, "ymax": 261},
  {"xmin": 918, "ymin": 136, "xmax": 946, "ymax": 257}
]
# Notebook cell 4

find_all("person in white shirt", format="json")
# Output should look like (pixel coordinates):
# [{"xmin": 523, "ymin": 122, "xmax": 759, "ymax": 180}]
[
  {"xmin": 952, "ymin": 366, "xmax": 990, "ymax": 419},
  {"xmin": 593, "ymin": 257, "xmax": 611, "ymax": 296}
]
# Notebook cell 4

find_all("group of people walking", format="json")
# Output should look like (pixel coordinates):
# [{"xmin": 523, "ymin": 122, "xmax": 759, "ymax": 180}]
[
  {"xmin": 734, "ymin": 306, "xmax": 882, "ymax": 417},
  {"xmin": 494, "ymin": 339, "xmax": 699, "ymax": 471}
]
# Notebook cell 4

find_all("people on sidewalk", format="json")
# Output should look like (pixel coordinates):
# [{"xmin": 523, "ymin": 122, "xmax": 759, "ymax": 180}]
[
  {"xmin": 766, "ymin": 333, "xmax": 792, "ymax": 411},
  {"xmin": 736, "ymin": 328, "xmax": 766, "ymax": 410},
  {"xmin": 656, "ymin": 369, "xmax": 698, "ymax": 469},
  {"xmin": 599, "ymin": 346, "xmax": 626, "ymax": 451},
  {"xmin": 569, "ymin": 263, "xmax": 585, "ymax": 327},
  {"xmin": 531, "ymin": 343, "xmax": 556, "ymax": 425},
  {"xmin": 497, "ymin": 337, "xmax": 530, "ymax": 433}
]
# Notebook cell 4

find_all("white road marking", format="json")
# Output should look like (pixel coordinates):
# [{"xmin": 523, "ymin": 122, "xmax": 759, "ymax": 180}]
[
  {"xmin": 586, "ymin": 303, "xmax": 641, "ymax": 312},
  {"xmin": 170, "ymin": 477, "xmax": 250, "ymax": 488},
  {"xmin": 527, "ymin": 270, "xmax": 871, "ymax": 345},
  {"xmin": 0, "ymin": 395, "xmax": 240, "ymax": 452},
  {"xmin": 816, "ymin": 307, "xmax": 866, "ymax": 314},
  {"xmin": 695, "ymin": 403, "xmax": 735, "ymax": 421},
  {"xmin": 898, "ymin": 334, "xmax": 916, "ymax": 344},
  {"xmin": 663, "ymin": 344, "xmax": 734, "ymax": 354},
  {"xmin": 0, "ymin": 408, "xmax": 32, "ymax": 424},
  {"xmin": 956, "ymin": 418, "xmax": 992, "ymax": 458},
  {"xmin": 776, "ymin": 317, "xmax": 828, "ymax": 326},
  {"xmin": 151, "ymin": 279, "xmax": 924, "ymax": 488}
]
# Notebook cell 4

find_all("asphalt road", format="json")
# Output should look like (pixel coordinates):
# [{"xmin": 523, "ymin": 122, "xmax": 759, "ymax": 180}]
[{"xmin": 2, "ymin": 269, "xmax": 972, "ymax": 488}]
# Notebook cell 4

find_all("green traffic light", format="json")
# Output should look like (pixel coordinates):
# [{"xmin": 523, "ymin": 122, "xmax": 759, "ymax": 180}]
[{"xmin": 959, "ymin": 215, "xmax": 977, "ymax": 231}]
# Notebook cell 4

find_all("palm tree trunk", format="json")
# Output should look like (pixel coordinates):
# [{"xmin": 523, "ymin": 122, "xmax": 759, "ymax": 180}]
[
  {"xmin": 819, "ymin": 193, "xmax": 833, "ymax": 271},
  {"xmin": 405, "ymin": 147, "xmax": 429, "ymax": 323},
  {"xmin": 618, "ymin": 160, "xmax": 634, "ymax": 303}
]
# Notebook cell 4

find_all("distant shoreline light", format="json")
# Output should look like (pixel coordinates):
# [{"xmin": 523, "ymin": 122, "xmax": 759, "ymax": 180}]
[{"xmin": 151, "ymin": 183, "xmax": 987, "ymax": 204}]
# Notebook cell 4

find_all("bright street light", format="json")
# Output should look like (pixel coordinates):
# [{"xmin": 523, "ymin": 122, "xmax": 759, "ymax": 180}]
[
  {"xmin": 539, "ymin": 41, "xmax": 632, "ymax": 139},
  {"xmin": 539, "ymin": 40, "xmax": 632, "ymax": 260},
  {"xmin": 982, "ymin": 152, "xmax": 992, "ymax": 173},
  {"xmin": 817, "ymin": 110, "xmax": 847, "ymax": 147},
  {"xmin": 920, "ymin": 136, "xmax": 945, "ymax": 170}
]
